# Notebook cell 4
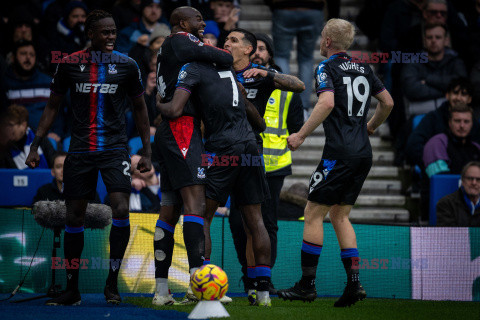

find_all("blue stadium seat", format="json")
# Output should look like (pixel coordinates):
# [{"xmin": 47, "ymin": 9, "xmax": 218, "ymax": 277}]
[
  {"xmin": 412, "ymin": 114, "xmax": 426, "ymax": 130},
  {"xmin": 429, "ymin": 174, "xmax": 461, "ymax": 225},
  {"xmin": 48, "ymin": 137, "xmax": 58, "ymax": 150},
  {"xmin": 62, "ymin": 136, "xmax": 71, "ymax": 152},
  {"xmin": 0, "ymin": 169, "xmax": 108, "ymax": 206},
  {"xmin": 128, "ymin": 136, "xmax": 155, "ymax": 155}
]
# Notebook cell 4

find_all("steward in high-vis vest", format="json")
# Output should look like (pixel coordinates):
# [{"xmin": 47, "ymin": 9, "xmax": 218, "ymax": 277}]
[{"xmin": 260, "ymin": 88, "xmax": 303, "ymax": 269}]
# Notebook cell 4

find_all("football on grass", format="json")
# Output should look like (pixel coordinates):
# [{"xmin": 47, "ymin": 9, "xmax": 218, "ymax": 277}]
[{"xmin": 191, "ymin": 264, "xmax": 229, "ymax": 300}]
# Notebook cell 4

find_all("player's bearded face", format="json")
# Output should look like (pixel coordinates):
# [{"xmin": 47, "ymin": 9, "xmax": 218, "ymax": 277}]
[
  {"xmin": 184, "ymin": 14, "xmax": 206, "ymax": 41},
  {"xmin": 90, "ymin": 18, "xmax": 117, "ymax": 53}
]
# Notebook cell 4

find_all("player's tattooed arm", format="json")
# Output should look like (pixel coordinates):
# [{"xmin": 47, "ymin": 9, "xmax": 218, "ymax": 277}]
[
  {"xmin": 272, "ymin": 72, "xmax": 305, "ymax": 93},
  {"xmin": 242, "ymin": 68, "xmax": 305, "ymax": 92},
  {"xmin": 157, "ymin": 88, "xmax": 190, "ymax": 119},
  {"xmin": 26, "ymin": 92, "xmax": 63, "ymax": 168}
]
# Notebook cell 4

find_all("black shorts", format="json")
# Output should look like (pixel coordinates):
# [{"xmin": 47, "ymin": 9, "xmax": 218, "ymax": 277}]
[
  {"xmin": 154, "ymin": 116, "xmax": 206, "ymax": 192},
  {"xmin": 206, "ymin": 140, "xmax": 268, "ymax": 206},
  {"xmin": 64, "ymin": 149, "xmax": 131, "ymax": 200},
  {"xmin": 308, "ymin": 157, "xmax": 372, "ymax": 206}
]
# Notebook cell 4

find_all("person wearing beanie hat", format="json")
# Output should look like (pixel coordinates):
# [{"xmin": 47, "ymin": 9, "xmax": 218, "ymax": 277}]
[
  {"xmin": 47, "ymin": 1, "xmax": 88, "ymax": 58},
  {"xmin": 116, "ymin": 0, "xmax": 168, "ymax": 53},
  {"xmin": 252, "ymin": 33, "xmax": 275, "ymax": 67}
]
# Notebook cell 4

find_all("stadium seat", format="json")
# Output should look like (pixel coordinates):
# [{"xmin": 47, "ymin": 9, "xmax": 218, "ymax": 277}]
[
  {"xmin": 62, "ymin": 136, "xmax": 71, "ymax": 152},
  {"xmin": 128, "ymin": 136, "xmax": 155, "ymax": 155},
  {"xmin": 0, "ymin": 169, "xmax": 108, "ymax": 206},
  {"xmin": 412, "ymin": 114, "xmax": 426, "ymax": 130},
  {"xmin": 429, "ymin": 174, "xmax": 461, "ymax": 225},
  {"xmin": 48, "ymin": 137, "xmax": 58, "ymax": 150}
]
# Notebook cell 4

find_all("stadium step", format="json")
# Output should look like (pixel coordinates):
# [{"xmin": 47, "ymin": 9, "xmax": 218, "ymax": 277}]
[
  {"xmin": 292, "ymin": 150, "xmax": 394, "ymax": 166},
  {"xmin": 291, "ymin": 165, "xmax": 399, "ymax": 179}
]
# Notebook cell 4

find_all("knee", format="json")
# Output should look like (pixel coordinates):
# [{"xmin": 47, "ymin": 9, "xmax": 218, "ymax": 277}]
[
  {"xmin": 111, "ymin": 201, "xmax": 129, "ymax": 218},
  {"xmin": 330, "ymin": 213, "xmax": 349, "ymax": 225}
]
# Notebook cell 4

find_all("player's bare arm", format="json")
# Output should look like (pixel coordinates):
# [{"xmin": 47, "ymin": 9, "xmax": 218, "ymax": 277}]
[
  {"xmin": 287, "ymin": 91, "xmax": 335, "ymax": 151},
  {"xmin": 25, "ymin": 92, "xmax": 63, "ymax": 168},
  {"xmin": 157, "ymin": 88, "xmax": 191, "ymax": 119},
  {"xmin": 242, "ymin": 68, "xmax": 305, "ymax": 93},
  {"xmin": 367, "ymin": 90, "xmax": 394, "ymax": 136},
  {"xmin": 131, "ymin": 95, "xmax": 153, "ymax": 172}
]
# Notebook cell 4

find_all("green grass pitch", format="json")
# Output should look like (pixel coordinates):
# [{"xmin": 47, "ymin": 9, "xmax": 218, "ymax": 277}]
[{"xmin": 125, "ymin": 297, "xmax": 480, "ymax": 320}]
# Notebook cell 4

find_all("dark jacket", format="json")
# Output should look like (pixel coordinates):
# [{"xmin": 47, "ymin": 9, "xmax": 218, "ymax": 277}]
[
  {"xmin": 436, "ymin": 188, "xmax": 480, "ymax": 227},
  {"xmin": 405, "ymin": 101, "xmax": 480, "ymax": 167},
  {"xmin": 401, "ymin": 53, "xmax": 467, "ymax": 102},
  {"xmin": 4, "ymin": 67, "xmax": 65, "ymax": 136}
]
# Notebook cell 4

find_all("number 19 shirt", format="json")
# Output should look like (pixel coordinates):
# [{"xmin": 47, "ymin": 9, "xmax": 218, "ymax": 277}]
[{"xmin": 315, "ymin": 52, "xmax": 385, "ymax": 159}]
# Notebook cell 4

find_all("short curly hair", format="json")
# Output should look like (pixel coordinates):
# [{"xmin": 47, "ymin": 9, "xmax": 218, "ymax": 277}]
[
  {"xmin": 85, "ymin": 9, "xmax": 113, "ymax": 35},
  {"xmin": 6, "ymin": 104, "xmax": 29, "ymax": 124}
]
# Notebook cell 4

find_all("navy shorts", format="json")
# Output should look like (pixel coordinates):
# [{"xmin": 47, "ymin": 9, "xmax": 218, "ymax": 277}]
[
  {"xmin": 206, "ymin": 140, "xmax": 269, "ymax": 206},
  {"xmin": 63, "ymin": 149, "xmax": 131, "ymax": 200},
  {"xmin": 308, "ymin": 157, "xmax": 372, "ymax": 206}
]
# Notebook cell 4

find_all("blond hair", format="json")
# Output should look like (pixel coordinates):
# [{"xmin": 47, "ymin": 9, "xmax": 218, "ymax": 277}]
[{"xmin": 323, "ymin": 18, "xmax": 356, "ymax": 51}]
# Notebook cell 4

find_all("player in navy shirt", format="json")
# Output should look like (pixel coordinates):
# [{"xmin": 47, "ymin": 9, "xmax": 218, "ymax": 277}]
[
  {"xmin": 152, "ymin": 6, "xmax": 237, "ymax": 305},
  {"xmin": 26, "ymin": 10, "xmax": 152, "ymax": 306},
  {"xmin": 224, "ymin": 28, "xmax": 305, "ymax": 150},
  {"xmin": 278, "ymin": 19, "xmax": 394, "ymax": 307},
  {"xmin": 159, "ymin": 60, "xmax": 272, "ymax": 306}
]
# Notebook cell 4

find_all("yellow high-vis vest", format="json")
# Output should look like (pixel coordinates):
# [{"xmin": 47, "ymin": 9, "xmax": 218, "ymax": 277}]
[{"xmin": 261, "ymin": 89, "xmax": 293, "ymax": 172}]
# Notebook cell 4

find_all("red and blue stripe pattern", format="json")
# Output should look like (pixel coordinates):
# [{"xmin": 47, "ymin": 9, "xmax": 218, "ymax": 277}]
[{"xmin": 88, "ymin": 63, "xmax": 106, "ymax": 151}]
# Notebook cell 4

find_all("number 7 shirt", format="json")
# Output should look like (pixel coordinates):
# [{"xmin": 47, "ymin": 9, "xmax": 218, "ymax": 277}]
[{"xmin": 315, "ymin": 52, "xmax": 385, "ymax": 159}]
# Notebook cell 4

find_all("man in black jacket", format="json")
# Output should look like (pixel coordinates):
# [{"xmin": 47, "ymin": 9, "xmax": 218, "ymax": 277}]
[{"xmin": 436, "ymin": 161, "xmax": 480, "ymax": 227}]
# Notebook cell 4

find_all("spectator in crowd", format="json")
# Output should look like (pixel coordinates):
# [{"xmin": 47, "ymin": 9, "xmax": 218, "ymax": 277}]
[
  {"xmin": 4, "ymin": 7, "xmax": 50, "ymax": 73},
  {"xmin": 205, "ymin": 0, "xmax": 239, "ymax": 48},
  {"xmin": 129, "ymin": 154, "xmax": 160, "ymax": 212},
  {"xmin": 4, "ymin": 41, "xmax": 65, "ymax": 142},
  {"xmin": 116, "ymin": 0, "xmax": 169, "ymax": 54},
  {"xmin": 162, "ymin": 0, "xmax": 214, "ymax": 21},
  {"xmin": 278, "ymin": 182, "xmax": 308, "ymax": 220},
  {"xmin": 112, "ymin": 0, "xmax": 143, "ymax": 31},
  {"xmin": 270, "ymin": 0, "xmax": 325, "ymax": 114},
  {"xmin": 398, "ymin": 0, "xmax": 468, "ymax": 56},
  {"xmin": 406, "ymin": 77, "xmax": 478, "ymax": 168},
  {"xmin": 436, "ymin": 161, "xmax": 480, "ymax": 227},
  {"xmin": 33, "ymin": 152, "xmax": 101, "ymax": 203},
  {"xmin": 356, "ymin": 0, "xmax": 395, "ymax": 44},
  {"xmin": 0, "ymin": 104, "xmax": 55, "ymax": 169},
  {"xmin": 401, "ymin": 24, "xmax": 467, "ymax": 116},
  {"xmin": 129, "ymin": 23, "xmax": 170, "ymax": 83},
  {"xmin": 48, "ymin": 1, "xmax": 89, "ymax": 57},
  {"xmin": 203, "ymin": 19, "xmax": 220, "ymax": 47},
  {"xmin": 423, "ymin": 104, "xmax": 480, "ymax": 177}
]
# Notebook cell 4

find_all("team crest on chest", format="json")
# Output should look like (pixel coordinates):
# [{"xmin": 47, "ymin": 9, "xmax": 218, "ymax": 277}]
[
  {"xmin": 108, "ymin": 64, "xmax": 117, "ymax": 74},
  {"xmin": 80, "ymin": 64, "xmax": 85, "ymax": 72}
]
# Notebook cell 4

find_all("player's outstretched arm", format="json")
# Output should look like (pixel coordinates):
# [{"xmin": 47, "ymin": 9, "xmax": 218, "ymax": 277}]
[
  {"xmin": 367, "ymin": 89, "xmax": 394, "ymax": 136},
  {"xmin": 131, "ymin": 95, "xmax": 153, "ymax": 172},
  {"xmin": 25, "ymin": 93, "xmax": 63, "ymax": 168},
  {"xmin": 157, "ymin": 88, "xmax": 191, "ymax": 119},
  {"xmin": 172, "ymin": 34, "xmax": 233, "ymax": 67},
  {"xmin": 287, "ymin": 91, "xmax": 334, "ymax": 151},
  {"xmin": 242, "ymin": 68, "xmax": 305, "ymax": 93}
]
